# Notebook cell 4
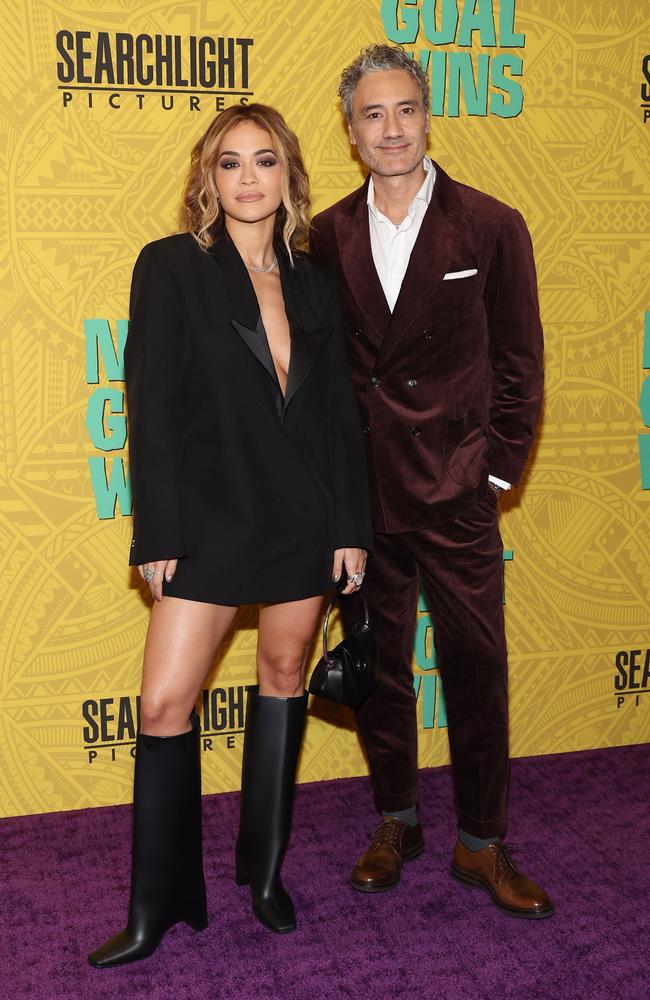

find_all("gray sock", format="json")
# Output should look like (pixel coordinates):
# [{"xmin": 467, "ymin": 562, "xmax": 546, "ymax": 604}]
[
  {"xmin": 383, "ymin": 806, "xmax": 419, "ymax": 827},
  {"xmin": 459, "ymin": 828, "xmax": 500, "ymax": 852}
]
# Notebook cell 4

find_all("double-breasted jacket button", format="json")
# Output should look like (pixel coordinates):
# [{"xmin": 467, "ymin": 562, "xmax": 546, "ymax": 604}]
[
  {"xmin": 423, "ymin": 329, "xmax": 432, "ymax": 340},
  {"xmin": 411, "ymin": 426, "xmax": 422, "ymax": 436},
  {"xmin": 406, "ymin": 379, "xmax": 417, "ymax": 387},
  {"xmin": 362, "ymin": 425, "xmax": 370, "ymax": 434},
  {"xmin": 369, "ymin": 376, "xmax": 381, "ymax": 387},
  {"xmin": 352, "ymin": 328, "xmax": 362, "ymax": 337}
]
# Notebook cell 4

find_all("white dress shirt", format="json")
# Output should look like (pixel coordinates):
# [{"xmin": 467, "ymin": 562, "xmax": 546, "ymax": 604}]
[
  {"xmin": 367, "ymin": 157, "xmax": 510, "ymax": 491},
  {"xmin": 367, "ymin": 157, "xmax": 435, "ymax": 313}
]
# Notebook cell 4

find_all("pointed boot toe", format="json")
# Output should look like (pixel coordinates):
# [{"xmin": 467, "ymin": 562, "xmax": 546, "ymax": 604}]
[
  {"xmin": 89, "ymin": 714, "xmax": 208, "ymax": 969},
  {"xmin": 237, "ymin": 689, "xmax": 307, "ymax": 934},
  {"xmin": 253, "ymin": 887, "xmax": 297, "ymax": 934},
  {"xmin": 88, "ymin": 928, "xmax": 157, "ymax": 968}
]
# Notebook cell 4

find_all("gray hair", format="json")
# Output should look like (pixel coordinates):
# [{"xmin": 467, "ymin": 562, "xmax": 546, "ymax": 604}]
[{"xmin": 338, "ymin": 44, "xmax": 430, "ymax": 120}]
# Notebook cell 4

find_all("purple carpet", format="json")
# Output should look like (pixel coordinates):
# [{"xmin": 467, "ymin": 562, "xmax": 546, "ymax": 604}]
[{"xmin": 1, "ymin": 745, "xmax": 648, "ymax": 1000}]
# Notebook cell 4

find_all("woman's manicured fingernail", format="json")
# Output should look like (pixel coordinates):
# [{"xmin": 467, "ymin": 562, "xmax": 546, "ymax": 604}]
[
  {"xmin": 333, "ymin": 574, "xmax": 339, "ymax": 582},
  {"xmin": 166, "ymin": 575, "xmax": 172, "ymax": 582}
]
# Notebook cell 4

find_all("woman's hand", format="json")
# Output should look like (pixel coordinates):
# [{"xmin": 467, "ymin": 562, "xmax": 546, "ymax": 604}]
[
  {"xmin": 138, "ymin": 558, "xmax": 177, "ymax": 602},
  {"xmin": 332, "ymin": 548, "xmax": 367, "ymax": 595}
]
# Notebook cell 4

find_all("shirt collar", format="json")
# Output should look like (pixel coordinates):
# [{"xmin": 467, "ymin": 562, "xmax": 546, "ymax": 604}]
[{"xmin": 367, "ymin": 156, "xmax": 436, "ymax": 222}]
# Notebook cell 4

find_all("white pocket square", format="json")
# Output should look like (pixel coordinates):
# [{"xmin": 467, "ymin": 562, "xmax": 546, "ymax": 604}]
[{"xmin": 443, "ymin": 268, "xmax": 478, "ymax": 280}]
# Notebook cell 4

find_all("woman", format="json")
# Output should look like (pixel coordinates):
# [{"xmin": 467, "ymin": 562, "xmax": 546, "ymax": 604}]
[{"xmin": 88, "ymin": 104, "xmax": 372, "ymax": 968}]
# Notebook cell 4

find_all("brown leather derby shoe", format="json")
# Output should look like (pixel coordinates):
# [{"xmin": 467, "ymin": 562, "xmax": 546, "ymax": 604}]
[
  {"xmin": 350, "ymin": 818, "xmax": 424, "ymax": 893},
  {"xmin": 451, "ymin": 840, "xmax": 554, "ymax": 918}
]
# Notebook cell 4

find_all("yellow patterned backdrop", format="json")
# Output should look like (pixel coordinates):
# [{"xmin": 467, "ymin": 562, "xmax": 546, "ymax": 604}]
[{"xmin": 1, "ymin": 1, "xmax": 649, "ymax": 818}]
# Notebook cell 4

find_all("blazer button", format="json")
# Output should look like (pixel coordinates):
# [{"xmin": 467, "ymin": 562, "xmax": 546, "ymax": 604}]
[
  {"xmin": 423, "ymin": 329, "xmax": 432, "ymax": 340},
  {"xmin": 362, "ymin": 425, "xmax": 370, "ymax": 434},
  {"xmin": 352, "ymin": 328, "xmax": 362, "ymax": 337},
  {"xmin": 406, "ymin": 379, "xmax": 417, "ymax": 387},
  {"xmin": 369, "ymin": 376, "xmax": 381, "ymax": 387},
  {"xmin": 411, "ymin": 426, "xmax": 421, "ymax": 436}
]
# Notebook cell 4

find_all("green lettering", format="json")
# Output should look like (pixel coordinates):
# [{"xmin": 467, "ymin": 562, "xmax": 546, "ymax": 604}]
[
  {"xmin": 490, "ymin": 54, "xmax": 523, "ymax": 118},
  {"xmin": 421, "ymin": 0, "xmax": 458, "ymax": 45},
  {"xmin": 458, "ymin": 0, "xmax": 496, "ymax": 47},
  {"xmin": 86, "ymin": 387, "xmax": 127, "ymax": 450},
  {"xmin": 421, "ymin": 673, "xmax": 436, "ymax": 729},
  {"xmin": 429, "ymin": 50, "xmax": 447, "ymax": 116},
  {"xmin": 499, "ymin": 0, "xmax": 525, "ymax": 46},
  {"xmin": 640, "ymin": 375, "xmax": 650, "ymax": 427},
  {"xmin": 88, "ymin": 456, "xmax": 132, "ymax": 518},
  {"xmin": 381, "ymin": 0, "xmax": 420, "ymax": 44},
  {"xmin": 415, "ymin": 611, "xmax": 438, "ymax": 669},
  {"xmin": 84, "ymin": 318, "xmax": 127, "ymax": 383},
  {"xmin": 447, "ymin": 52, "xmax": 489, "ymax": 117}
]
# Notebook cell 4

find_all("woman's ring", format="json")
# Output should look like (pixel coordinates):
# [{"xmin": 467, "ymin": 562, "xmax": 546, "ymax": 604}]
[
  {"xmin": 348, "ymin": 571, "xmax": 365, "ymax": 586},
  {"xmin": 143, "ymin": 568, "xmax": 155, "ymax": 583}
]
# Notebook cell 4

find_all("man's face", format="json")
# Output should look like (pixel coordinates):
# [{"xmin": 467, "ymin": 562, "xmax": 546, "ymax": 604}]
[{"xmin": 348, "ymin": 68, "xmax": 429, "ymax": 178}]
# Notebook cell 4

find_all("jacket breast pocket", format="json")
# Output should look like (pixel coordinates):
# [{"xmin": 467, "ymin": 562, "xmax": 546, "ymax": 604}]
[
  {"xmin": 443, "ymin": 268, "xmax": 478, "ymax": 280},
  {"xmin": 434, "ymin": 274, "xmax": 482, "ymax": 325}
]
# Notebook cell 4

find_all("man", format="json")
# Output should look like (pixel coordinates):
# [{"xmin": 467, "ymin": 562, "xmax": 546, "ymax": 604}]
[{"xmin": 311, "ymin": 44, "xmax": 553, "ymax": 918}]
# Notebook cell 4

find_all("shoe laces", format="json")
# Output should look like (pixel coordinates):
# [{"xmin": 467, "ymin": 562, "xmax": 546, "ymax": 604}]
[
  {"xmin": 375, "ymin": 819, "xmax": 403, "ymax": 850},
  {"xmin": 494, "ymin": 842, "xmax": 523, "ymax": 880}
]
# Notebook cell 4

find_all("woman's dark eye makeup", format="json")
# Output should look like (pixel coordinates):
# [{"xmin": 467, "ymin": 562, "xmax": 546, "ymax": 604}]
[{"xmin": 219, "ymin": 157, "xmax": 278, "ymax": 168}]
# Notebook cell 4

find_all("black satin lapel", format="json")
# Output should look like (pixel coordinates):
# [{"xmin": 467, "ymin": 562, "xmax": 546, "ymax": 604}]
[
  {"xmin": 231, "ymin": 316, "xmax": 280, "ymax": 391},
  {"xmin": 336, "ymin": 186, "xmax": 390, "ymax": 341},
  {"xmin": 215, "ymin": 237, "xmax": 331, "ymax": 415},
  {"xmin": 209, "ymin": 235, "xmax": 259, "ymax": 329},
  {"xmin": 378, "ymin": 169, "xmax": 469, "ymax": 368},
  {"xmin": 283, "ymin": 323, "xmax": 332, "ymax": 411}
]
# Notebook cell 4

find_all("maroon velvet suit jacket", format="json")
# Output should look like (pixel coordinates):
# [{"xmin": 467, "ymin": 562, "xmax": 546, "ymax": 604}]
[{"xmin": 310, "ymin": 161, "xmax": 544, "ymax": 533}]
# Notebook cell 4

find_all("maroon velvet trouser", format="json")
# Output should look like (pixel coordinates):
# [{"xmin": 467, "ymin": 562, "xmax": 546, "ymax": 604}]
[{"xmin": 341, "ymin": 485, "xmax": 509, "ymax": 839}]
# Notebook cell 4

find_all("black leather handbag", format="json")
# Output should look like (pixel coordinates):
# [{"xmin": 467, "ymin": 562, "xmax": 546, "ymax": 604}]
[{"xmin": 308, "ymin": 592, "xmax": 378, "ymax": 709}]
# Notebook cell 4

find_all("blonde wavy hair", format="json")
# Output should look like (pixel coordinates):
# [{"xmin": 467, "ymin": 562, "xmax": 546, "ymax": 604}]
[{"xmin": 180, "ymin": 103, "xmax": 310, "ymax": 262}]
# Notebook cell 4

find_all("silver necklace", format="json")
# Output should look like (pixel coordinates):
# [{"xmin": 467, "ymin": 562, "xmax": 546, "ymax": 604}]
[{"xmin": 244, "ymin": 255, "xmax": 278, "ymax": 274}]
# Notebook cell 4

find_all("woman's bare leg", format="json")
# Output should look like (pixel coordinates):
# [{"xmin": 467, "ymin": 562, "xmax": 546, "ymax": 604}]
[
  {"xmin": 140, "ymin": 596, "xmax": 239, "ymax": 736},
  {"xmin": 256, "ymin": 595, "xmax": 325, "ymax": 696},
  {"xmin": 88, "ymin": 594, "xmax": 236, "ymax": 967}
]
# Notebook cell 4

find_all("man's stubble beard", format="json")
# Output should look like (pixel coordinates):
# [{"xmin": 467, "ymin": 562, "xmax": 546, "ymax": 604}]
[
  {"xmin": 370, "ymin": 157, "xmax": 424, "ymax": 178},
  {"xmin": 357, "ymin": 141, "xmax": 427, "ymax": 180}
]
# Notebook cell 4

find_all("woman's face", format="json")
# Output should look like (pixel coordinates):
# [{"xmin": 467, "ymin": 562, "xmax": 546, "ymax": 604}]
[{"xmin": 215, "ymin": 121, "xmax": 284, "ymax": 226}]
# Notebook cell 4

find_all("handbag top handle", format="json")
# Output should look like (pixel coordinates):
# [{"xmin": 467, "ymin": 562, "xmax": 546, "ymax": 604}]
[{"xmin": 321, "ymin": 591, "xmax": 370, "ymax": 662}]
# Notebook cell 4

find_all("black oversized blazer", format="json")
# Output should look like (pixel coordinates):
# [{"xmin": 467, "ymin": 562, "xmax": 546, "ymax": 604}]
[{"xmin": 125, "ymin": 231, "xmax": 373, "ymax": 604}]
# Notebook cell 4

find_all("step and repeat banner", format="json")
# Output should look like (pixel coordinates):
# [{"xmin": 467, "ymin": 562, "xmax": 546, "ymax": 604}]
[{"xmin": 1, "ymin": 1, "xmax": 649, "ymax": 818}]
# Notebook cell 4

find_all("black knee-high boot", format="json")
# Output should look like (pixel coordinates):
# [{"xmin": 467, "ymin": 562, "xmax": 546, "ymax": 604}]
[
  {"xmin": 88, "ymin": 712, "xmax": 207, "ymax": 968},
  {"xmin": 236, "ymin": 687, "xmax": 308, "ymax": 933}
]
